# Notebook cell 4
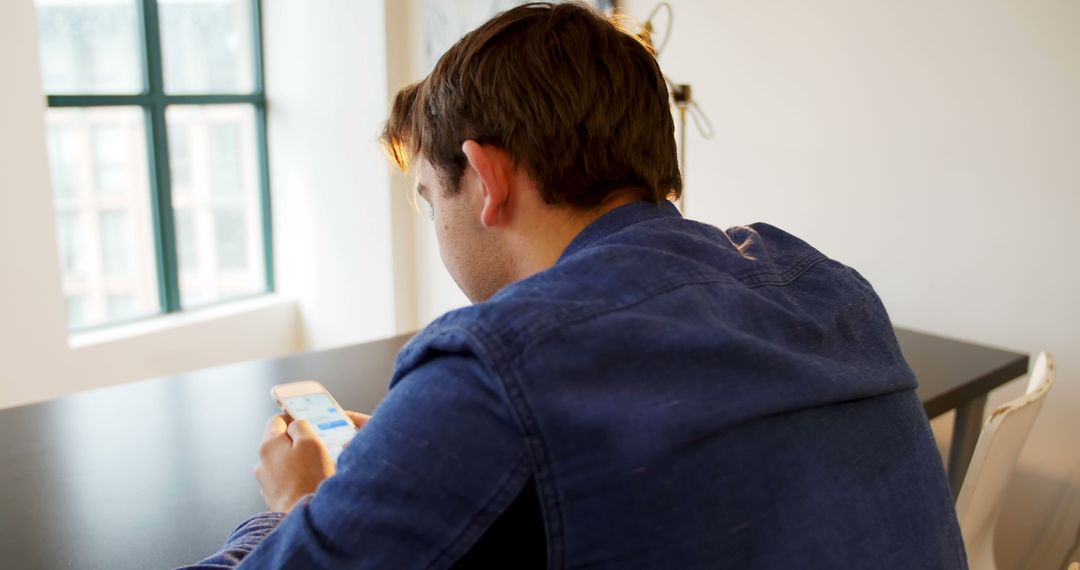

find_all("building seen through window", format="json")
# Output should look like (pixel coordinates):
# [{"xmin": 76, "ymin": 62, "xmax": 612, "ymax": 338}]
[{"xmin": 35, "ymin": 0, "xmax": 271, "ymax": 330}]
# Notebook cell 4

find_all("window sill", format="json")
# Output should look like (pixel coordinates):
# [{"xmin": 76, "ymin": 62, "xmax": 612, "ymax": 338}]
[{"xmin": 68, "ymin": 294, "xmax": 297, "ymax": 350}]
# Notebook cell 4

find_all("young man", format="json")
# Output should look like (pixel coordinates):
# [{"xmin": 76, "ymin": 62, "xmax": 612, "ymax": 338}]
[{"xmin": 186, "ymin": 3, "xmax": 965, "ymax": 568}]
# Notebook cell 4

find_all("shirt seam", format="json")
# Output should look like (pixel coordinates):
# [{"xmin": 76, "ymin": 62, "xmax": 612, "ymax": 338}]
[
  {"xmin": 491, "ymin": 252, "xmax": 828, "ymax": 352},
  {"xmin": 410, "ymin": 325, "xmax": 562, "ymax": 566},
  {"xmin": 463, "ymin": 324, "xmax": 566, "ymax": 568},
  {"xmin": 426, "ymin": 450, "xmax": 533, "ymax": 569},
  {"xmin": 504, "ymin": 274, "xmax": 727, "ymax": 358},
  {"xmin": 741, "ymin": 251, "xmax": 828, "ymax": 288}
]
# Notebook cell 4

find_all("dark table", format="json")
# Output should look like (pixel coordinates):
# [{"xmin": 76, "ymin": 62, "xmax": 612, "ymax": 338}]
[
  {"xmin": 0, "ymin": 328, "xmax": 1027, "ymax": 569},
  {"xmin": 897, "ymin": 327, "xmax": 1029, "ymax": 497}
]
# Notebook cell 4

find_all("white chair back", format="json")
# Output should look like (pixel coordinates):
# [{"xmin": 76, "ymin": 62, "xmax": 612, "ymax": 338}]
[{"xmin": 955, "ymin": 352, "xmax": 1055, "ymax": 570}]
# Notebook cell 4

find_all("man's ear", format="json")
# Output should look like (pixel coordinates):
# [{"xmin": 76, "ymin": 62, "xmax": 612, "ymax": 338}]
[{"xmin": 461, "ymin": 140, "xmax": 510, "ymax": 228}]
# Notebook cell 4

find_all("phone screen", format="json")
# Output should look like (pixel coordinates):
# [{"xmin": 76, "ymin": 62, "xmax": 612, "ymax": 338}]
[{"xmin": 282, "ymin": 393, "xmax": 357, "ymax": 461}]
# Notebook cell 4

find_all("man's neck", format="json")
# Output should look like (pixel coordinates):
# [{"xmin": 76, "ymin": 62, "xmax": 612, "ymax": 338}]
[{"xmin": 506, "ymin": 192, "xmax": 642, "ymax": 283}]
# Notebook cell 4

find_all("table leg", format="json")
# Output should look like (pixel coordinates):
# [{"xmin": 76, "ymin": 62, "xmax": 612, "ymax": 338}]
[{"xmin": 947, "ymin": 394, "xmax": 988, "ymax": 500}]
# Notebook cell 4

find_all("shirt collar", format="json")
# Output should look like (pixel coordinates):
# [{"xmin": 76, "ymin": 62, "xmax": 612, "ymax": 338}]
[{"xmin": 558, "ymin": 200, "xmax": 683, "ymax": 262}]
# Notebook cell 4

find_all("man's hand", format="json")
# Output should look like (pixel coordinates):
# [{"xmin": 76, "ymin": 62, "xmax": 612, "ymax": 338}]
[{"xmin": 254, "ymin": 411, "xmax": 371, "ymax": 513}]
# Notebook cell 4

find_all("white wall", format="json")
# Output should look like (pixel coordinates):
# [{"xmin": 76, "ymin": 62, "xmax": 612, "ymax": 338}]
[
  {"xmin": 263, "ymin": 0, "xmax": 402, "ymax": 349},
  {"xmin": 616, "ymin": 1, "xmax": 1078, "ymax": 567},
  {"xmin": 0, "ymin": 0, "xmax": 77, "ymax": 408},
  {"xmin": 385, "ymin": 0, "xmax": 423, "ymax": 333},
  {"xmin": 386, "ymin": 0, "xmax": 474, "ymax": 329}
]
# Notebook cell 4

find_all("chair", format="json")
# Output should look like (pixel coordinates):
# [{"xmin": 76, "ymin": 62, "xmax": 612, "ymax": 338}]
[{"xmin": 954, "ymin": 352, "xmax": 1055, "ymax": 570}]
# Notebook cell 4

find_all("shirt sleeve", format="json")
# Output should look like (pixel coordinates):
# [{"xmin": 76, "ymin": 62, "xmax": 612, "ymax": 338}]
[
  {"xmin": 175, "ymin": 512, "xmax": 286, "ymax": 569},
  {"xmin": 186, "ymin": 347, "xmax": 534, "ymax": 569}
]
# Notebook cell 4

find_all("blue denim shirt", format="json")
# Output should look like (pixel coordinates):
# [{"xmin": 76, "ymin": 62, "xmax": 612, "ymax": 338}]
[{"xmin": 184, "ymin": 201, "xmax": 966, "ymax": 569}]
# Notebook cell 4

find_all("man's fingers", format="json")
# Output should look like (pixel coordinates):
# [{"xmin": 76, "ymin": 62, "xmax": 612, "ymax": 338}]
[
  {"xmin": 259, "ymin": 414, "xmax": 292, "ymax": 460},
  {"xmin": 345, "ymin": 410, "xmax": 372, "ymax": 428},
  {"xmin": 263, "ymin": 414, "xmax": 288, "ymax": 439},
  {"xmin": 287, "ymin": 419, "xmax": 319, "ymax": 446},
  {"xmin": 253, "ymin": 462, "xmax": 265, "ymax": 484}
]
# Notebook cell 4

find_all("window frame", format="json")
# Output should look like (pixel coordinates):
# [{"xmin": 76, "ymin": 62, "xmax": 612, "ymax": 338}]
[{"xmin": 44, "ymin": 0, "xmax": 274, "ymax": 328}]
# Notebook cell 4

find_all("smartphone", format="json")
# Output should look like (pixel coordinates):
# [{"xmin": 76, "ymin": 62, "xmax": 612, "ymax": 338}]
[{"xmin": 270, "ymin": 381, "xmax": 358, "ymax": 462}]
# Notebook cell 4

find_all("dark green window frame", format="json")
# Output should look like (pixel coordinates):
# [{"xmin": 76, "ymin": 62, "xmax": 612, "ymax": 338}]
[{"xmin": 45, "ymin": 0, "xmax": 274, "ymax": 322}]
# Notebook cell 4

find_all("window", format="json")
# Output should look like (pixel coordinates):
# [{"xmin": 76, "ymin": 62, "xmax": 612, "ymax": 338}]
[
  {"xmin": 91, "ymin": 125, "xmax": 130, "ymax": 195},
  {"xmin": 55, "ymin": 212, "xmax": 84, "ymax": 275},
  {"xmin": 99, "ymin": 210, "xmax": 133, "ymax": 276},
  {"xmin": 65, "ymin": 296, "xmax": 87, "ymax": 329},
  {"xmin": 46, "ymin": 125, "xmax": 76, "ymax": 200},
  {"xmin": 173, "ymin": 208, "xmax": 197, "ymax": 270},
  {"xmin": 106, "ymin": 293, "xmax": 138, "ymax": 320},
  {"xmin": 168, "ymin": 124, "xmax": 191, "ymax": 188},
  {"xmin": 208, "ymin": 122, "xmax": 243, "ymax": 197},
  {"xmin": 213, "ymin": 208, "xmax": 248, "ymax": 270},
  {"xmin": 35, "ymin": 0, "xmax": 273, "ymax": 331}
]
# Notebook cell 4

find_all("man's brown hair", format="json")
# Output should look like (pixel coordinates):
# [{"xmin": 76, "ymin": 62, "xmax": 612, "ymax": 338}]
[{"xmin": 381, "ymin": 1, "xmax": 682, "ymax": 208}]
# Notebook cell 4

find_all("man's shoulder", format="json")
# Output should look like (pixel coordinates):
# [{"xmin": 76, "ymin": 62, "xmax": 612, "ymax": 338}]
[
  {"xmin": 398, "ymin": 218, "xmax": 876, "ymax": 377},
  {"xmin": 474, "ymin": 217, "xmax": 860, "ymax": 331}
]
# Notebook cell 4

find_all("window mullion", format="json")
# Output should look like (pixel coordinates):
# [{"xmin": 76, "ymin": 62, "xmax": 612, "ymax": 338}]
[
  {"xmin": 48, "ymin": 95, "xmax": 152, "ymax": 107},
  {"xmin": 140, "ymin": 0, "xmax": 181, "ymax": 313},
  {"xmin": 252, "ymin": 0, "xmax": 274, "ymax": 292}
]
